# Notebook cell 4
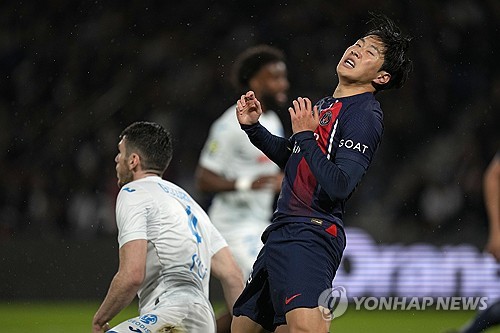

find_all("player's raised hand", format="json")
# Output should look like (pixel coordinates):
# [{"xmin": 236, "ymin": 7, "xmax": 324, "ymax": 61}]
[
  {"xmin": 288, "ymin": 97, "xmax": 319, "ymax": 134},
  {"xmin": 236, "ymin": 91, "xmax": 262, "ymax": 125}
]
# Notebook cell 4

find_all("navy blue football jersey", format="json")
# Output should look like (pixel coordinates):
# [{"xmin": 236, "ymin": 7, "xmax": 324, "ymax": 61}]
[{"xmin": 242, "ymin": 92, "xmax": 383, "ymax": 229}]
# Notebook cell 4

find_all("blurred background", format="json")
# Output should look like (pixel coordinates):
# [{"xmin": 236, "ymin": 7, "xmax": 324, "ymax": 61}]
[{"xmin": 0, "ymin": 0, "xmax": 499, "ymax": 306}]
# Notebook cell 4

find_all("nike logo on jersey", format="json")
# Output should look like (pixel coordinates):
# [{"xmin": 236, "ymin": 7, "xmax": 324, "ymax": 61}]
[
  {"xmin": 122, "ymin": 187, "xmax": 136, "ymax": 192},
  {"xmin": 285, "ymin": 293, "xmax": 302, "ymax": 305}
]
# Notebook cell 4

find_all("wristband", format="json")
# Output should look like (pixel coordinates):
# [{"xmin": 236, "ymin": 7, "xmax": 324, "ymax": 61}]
[{"xmin": 235, "ymin": 177, "xmax": 253, "ymax": 191}]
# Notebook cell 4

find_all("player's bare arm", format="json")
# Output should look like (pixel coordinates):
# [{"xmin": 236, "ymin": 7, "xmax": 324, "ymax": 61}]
[
  {"xmin": 92, "ymin": 239, "xmax": 147, "ymax": 332},
  {"xmin": 196, "ymin": 166, "xmax": 282, "ymax": 194},
  {"xmin": 484, "ymin": 156, "xmax": 500, "ymax": 261},
  {"xmin": 288, "ymin": 97, "xmax": 319, "ymax": 134},
  {"xmin": 211, "ymin": 247, "xmax": 245, "ymax": 315},
  {"xmin": 252, "ymin": 173, "xmax": 284, "ymax": 193},
  {"xmin": 236, "ymin": 90, "xmax": 262, "ymax": 125}
]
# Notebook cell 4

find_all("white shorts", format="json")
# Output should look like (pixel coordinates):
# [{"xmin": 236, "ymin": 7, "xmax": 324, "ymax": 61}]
[
  {"xmin": 107, "ymin": 302, "xmax": 215, "ymax": 333},
  {"xmin": 222, "ymin": 224, "xmax": 267, "ymax": 280}
]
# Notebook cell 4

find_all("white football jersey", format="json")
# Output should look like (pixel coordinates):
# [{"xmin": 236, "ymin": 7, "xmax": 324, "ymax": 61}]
[
  {"xmin": 115, "ymin": 176, "xmax": 227, "ymax": 313},
  {"xmin": 199, "ymin": 104, "xmax": 284, "ymax": 235}
]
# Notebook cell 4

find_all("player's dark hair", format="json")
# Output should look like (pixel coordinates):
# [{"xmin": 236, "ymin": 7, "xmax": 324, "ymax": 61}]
[
  {"xmin": 363, "ymin": 12, "xmax": 413, "ymax": 91},
  {"xmin": 120, "ymin": 121, "xmax": 173, "ymax": 174},
  {"xmin": 232, "ymin": 45, "xmax": 286, "ymax": 90}
]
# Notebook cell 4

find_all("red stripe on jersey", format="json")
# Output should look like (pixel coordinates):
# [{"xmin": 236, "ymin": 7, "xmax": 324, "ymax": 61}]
[
  {"xmin": 291, "ymin": 157, "xmax": 317, "ymax": 208},
  {"xmin": 316, "ymin": 102, "xmax": 342, "ymax": 155}
]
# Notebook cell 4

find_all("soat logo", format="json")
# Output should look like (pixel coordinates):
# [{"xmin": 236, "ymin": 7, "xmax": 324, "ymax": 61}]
[
  {"xmin": 320, "ymin": 111, "xmax": 332, "ymax": 126},
  {"xmin": 339, "ymin": 139, "xmax": 369, "ymax": 154}
]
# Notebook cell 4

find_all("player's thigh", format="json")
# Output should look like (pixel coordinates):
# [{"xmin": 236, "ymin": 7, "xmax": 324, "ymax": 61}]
[
  {"xmin": 282, "ymin": 307, "xmax": 330, "ymax": 333},
  {"xmin": 266, "ymin": 223, "xmax": 344, "ymax": 324},
  {"xmin": 231, "ymin": 315, "xmax": 266, "ymax": 333},
  {"xmin": 107, "ymin": 303, "xmax": 215, "ymax": 333}
]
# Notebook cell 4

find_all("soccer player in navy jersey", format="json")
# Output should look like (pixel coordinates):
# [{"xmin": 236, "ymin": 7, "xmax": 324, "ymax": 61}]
[{"xmin": 231, "ymin": 13, "xmax": 412, "ymax": 333}]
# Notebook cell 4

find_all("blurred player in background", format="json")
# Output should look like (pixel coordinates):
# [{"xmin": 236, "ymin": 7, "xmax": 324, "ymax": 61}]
[
  {"xmin": 452, "ymin": 151, "xmax": 500, "ymax": 333},
  {"xmin": 196, "ymin": 45, "xmax": 289, "ymax": 332},
  {"xmin": 231, "ymin": 13, "xmax": 412, "ymax": 333},
  {"xmin": 92, "ymin": 121, "xmax": 244, "ymax": 333}
]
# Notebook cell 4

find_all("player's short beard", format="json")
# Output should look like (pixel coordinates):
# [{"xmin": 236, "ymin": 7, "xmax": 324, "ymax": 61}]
[
  {"xmin": 117, "ymin": 170, "xmax": 133, "ymax": 188},
  {"xmin": 260, "ymin": 92, "xmax": 286, "ymax": 113}
]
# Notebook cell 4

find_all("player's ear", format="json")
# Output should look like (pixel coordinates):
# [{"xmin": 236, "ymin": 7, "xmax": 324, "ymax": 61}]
[
  {"xmin": 373, "ymin": 71, "xmax": 391, "ymax": 85},
  {"xmin": 128, "ymin": 153, "xmax": 140, "ymax": 170}
]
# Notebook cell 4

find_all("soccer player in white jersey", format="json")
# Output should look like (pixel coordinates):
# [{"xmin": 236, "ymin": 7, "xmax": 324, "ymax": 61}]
[
  {"xmin": 197, "ymin": 45, "xmax": 288, "ymax": 278},
  {"xmin": 92, "ymin": 121, "xmax": 244, "ymax": 333},
  {"xmin": 196, "ymin": 45, "xmax": 289, "ymax": 333}
]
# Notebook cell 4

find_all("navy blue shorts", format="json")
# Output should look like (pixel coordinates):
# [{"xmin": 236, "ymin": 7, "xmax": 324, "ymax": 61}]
[{"xmin": 232, "ymin": 221, "xmax": 346, "ymax": 332}]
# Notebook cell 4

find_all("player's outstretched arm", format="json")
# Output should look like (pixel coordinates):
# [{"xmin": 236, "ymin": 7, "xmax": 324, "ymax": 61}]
[
  {"xmin": 196, "ymin": 166, "xmax": 239, "ymax": 193},
  {"xmin": 211, "ymin": 246, "xmax": 245, "ymax": 315},
  {"xmin": 196, "ymin": 165, "xmax": 283, "ymax": 193}
]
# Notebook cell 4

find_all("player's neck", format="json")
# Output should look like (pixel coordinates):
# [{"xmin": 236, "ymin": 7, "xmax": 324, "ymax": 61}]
[
  {"xmin": 134, "ymin": 170, "xmax": 161, "ymax": 181},
  {"xmin": 333, "ymin": 83, "xmax": 375, "ymax": 98}
]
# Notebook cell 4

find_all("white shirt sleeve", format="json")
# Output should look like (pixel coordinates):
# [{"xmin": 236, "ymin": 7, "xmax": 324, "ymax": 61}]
[
  {"xmin": 116, "ymin": 186, "xmax": 150, "ymax": 248},
  {"xmin": 198, "ymin": 111, "xmax": 237, "ymax": 176},
  {"xmin": 208, "ymin": 222, "xmax": 228, "ymax": 256}
]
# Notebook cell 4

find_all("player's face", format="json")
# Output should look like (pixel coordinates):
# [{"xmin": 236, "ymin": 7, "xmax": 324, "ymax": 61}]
[
  {"xmin": 115, "ymin": 138, "xmax": 133, "ymax": 188},
  {"xmin": 252, "ymin": 61, "xmax": 289, "ymax": 110},
  {"xmin": 336, "ymin": 35, "xmax": 387, "ymax": 86}
]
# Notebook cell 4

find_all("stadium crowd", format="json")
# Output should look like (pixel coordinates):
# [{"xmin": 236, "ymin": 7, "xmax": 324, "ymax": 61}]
[{"xmin": 0, "ymin": 0, "xmax": 498, "ymax": 250}]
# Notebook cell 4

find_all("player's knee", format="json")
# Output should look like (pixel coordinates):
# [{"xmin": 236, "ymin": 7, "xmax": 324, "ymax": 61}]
[
  {"xmin": 231, "ymin": 315, "xmax": 263, "ymax": 333},
  {"xmin": 286, "ymin": 308, "xmax": 329, "ymax": 333},
  {"xmin": 286, "ymin": 320, "xmax": 325, "ymax": 333}
]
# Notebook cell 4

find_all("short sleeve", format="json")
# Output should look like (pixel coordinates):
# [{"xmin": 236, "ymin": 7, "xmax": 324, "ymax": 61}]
[
  {"xmin": 199, "ymin": 119, "xmax": 237, "ymax": 175},
  {"xmin": 116, "ymin": 185, "xmax": 150, "ymax": 248},
  {"xmin": 208, "ymin": 222, "xmax": 228, "ymax": 256}
]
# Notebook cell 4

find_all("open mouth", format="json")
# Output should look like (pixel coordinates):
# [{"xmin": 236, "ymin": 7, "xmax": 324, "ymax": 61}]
[{"xmin": 344, "ymin": 59, "xmax": 355, "ymax": 68}]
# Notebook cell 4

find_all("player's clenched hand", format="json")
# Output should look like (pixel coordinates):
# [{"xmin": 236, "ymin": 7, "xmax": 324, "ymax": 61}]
[
  {"xmin": 236, "ymin": 91, "xmax": 262, "ymax": 125},
  {"xmin": 288, "ymin": 97, "xmax": 319, "ymax": 134}
]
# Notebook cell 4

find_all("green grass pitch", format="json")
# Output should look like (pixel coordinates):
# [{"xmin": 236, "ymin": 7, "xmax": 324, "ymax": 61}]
[{"xmin": 1, "ymin": 301, "xmax": 500, "ymax": 333}]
